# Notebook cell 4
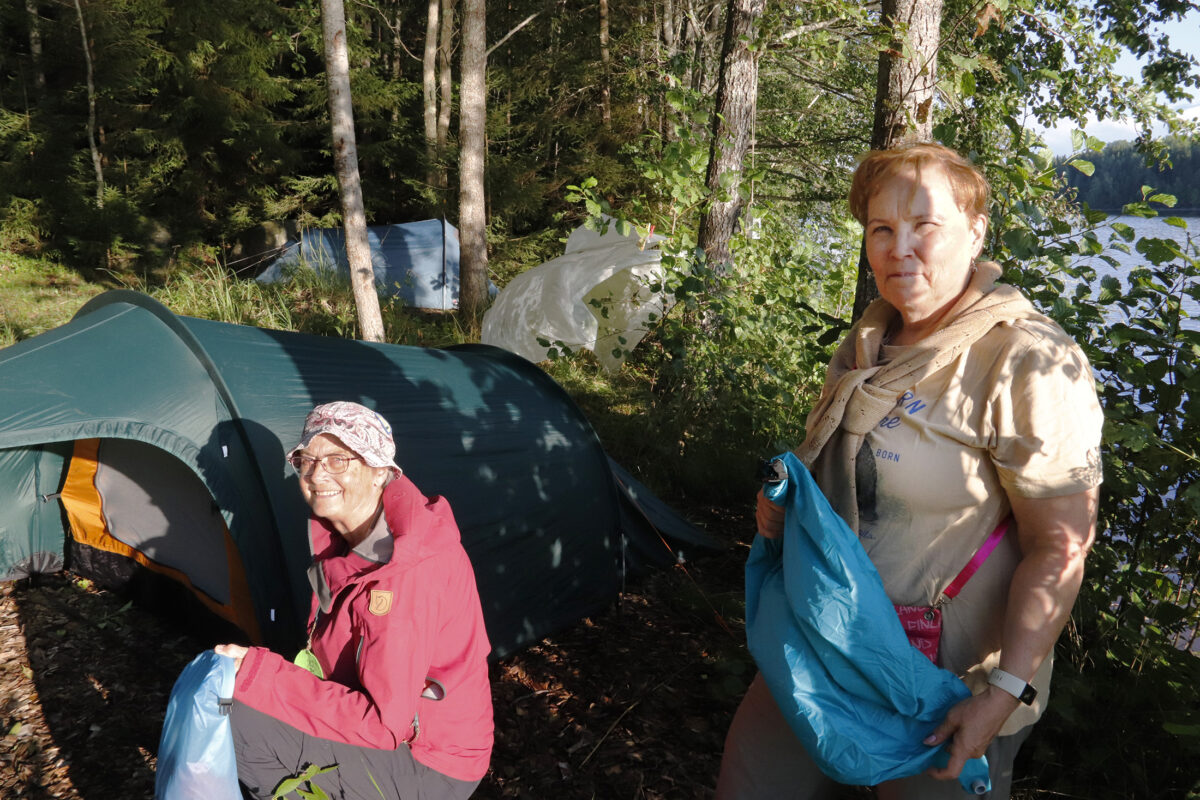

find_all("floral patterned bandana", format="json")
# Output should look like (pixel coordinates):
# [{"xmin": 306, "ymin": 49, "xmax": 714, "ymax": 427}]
[{"xmin": 287, "ymin": 401, "xmax": 402, "ymax": 475}]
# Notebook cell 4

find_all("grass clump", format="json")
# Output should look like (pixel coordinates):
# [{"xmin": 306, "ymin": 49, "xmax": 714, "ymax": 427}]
[
  {"xmin": 0, "ymin": 250, "xmax": 107, "ymax": 347},
  {"xmin": 153, "ymin": 263, "xmax": 475, "ymax": 348},
  {"xmin": 0, "ymin": 249, "xmax": 473, "ymax": 351}
]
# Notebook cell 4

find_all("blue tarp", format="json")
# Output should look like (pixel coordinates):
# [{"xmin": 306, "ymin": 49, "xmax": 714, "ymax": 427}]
[
  {"xmin": 257, "ymin": 219, "xmax": 493, "ymax": 311},
  {"xmin": 746, "ymin": 453, "xmax": 990, "ymax": 794}
]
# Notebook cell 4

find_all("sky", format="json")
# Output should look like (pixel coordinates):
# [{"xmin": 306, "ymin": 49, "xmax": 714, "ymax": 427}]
[{"xmin": 1030, "ymin": 9, "xmax": 1200, "ymax": 154}]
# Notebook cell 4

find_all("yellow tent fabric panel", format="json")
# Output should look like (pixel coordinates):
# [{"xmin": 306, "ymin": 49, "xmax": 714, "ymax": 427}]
[{"xmin": 60, "ymin": 439, "xmax": 262, "ymax": 644}]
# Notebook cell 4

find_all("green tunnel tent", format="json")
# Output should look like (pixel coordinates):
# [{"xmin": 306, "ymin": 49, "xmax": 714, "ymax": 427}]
[{"xmin": 0, "ymin": 290, "xmax": 716, "ymax": 657}]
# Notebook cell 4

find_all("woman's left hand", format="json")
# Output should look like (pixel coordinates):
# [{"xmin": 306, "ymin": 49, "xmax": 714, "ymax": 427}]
[
  {"xmin": 214, "ymin": 643, "xmax": 249, "ymax": 674},
  {"xmin": 922, "ymin": 686, "xmax": 1019, "ymax": 779}
]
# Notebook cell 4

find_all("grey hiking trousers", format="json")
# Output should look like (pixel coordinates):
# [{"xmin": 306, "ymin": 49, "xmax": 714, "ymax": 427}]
[{"xmin": 231, "ymin": 700, "xmax": 480, "ymax": 800}]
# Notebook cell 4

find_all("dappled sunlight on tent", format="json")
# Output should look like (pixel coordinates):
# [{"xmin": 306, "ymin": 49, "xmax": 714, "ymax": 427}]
[
  {"xmin": 538, "ymin": 420, "xmax": 572, "ymax": 453},
  {"xmin": 0, "ymin": 290, "xmax": 718, "ymax": 661}
]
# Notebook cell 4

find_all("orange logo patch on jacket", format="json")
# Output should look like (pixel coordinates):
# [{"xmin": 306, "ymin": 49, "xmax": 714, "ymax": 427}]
[{"xmin": 368, "ymin": 590, "xmax": 393, "ymax": 616}]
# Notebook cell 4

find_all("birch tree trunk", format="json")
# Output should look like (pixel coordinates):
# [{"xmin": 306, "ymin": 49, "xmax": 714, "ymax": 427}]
[
  {"xmin": 392, "ymin": 7, "xmax": 403, "ymax": 118},
  {"xmin": 662, "ymin": 0, "xmax": 677, "ymax": 59},
  {"xmin": 72, "ymin": 0, "xmax": 104, "ymax": 208},
  {"xmin": 599, "ymin": 0, "xmax": 612, "ymax": 127},
  {"xmin": 389, "ymin": 6, "xmax": 403, "ymax": 208},
  {"xmin": 436, "ymin": 0, "xmax": 456, "ymax": 195},
  {"xmin": 638, "ymin": 2, "xmax": 648, "ymax": 128},
  {"xmin": 871, "ymin": 0, "xmax": 942, "ymax": 148},
  {"xmin": 458, "ymin": 0, "xmax": 488, "ymax": 321},
  {"xmin": 321, "ymin": 0, "xmax": 386, "ymax": 342},
  {"xmin": 697, "ymin": 0, "xmax": 764, "ymax": 269},
  {"xmin": 851, "ymin": 0, "xmax": 944, "ymax": 320},
  {"xmin": 423, "ymin": 0, "xmax": 440, "ymax": 188}
]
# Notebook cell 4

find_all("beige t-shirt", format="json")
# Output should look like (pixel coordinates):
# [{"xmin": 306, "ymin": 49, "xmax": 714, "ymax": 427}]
[{"xmin": 823, "ymin": 315, "xmax": 1103, "ymax": 734}]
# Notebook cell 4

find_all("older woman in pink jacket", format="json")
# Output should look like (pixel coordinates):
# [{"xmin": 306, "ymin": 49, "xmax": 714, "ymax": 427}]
[{"xmin": 217, "ymin": 401, "xmax": 493, "ymax": 799}]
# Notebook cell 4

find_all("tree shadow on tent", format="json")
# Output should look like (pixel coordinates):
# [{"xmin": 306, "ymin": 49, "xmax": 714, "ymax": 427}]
[{"xmin": 242, "ymin": 327, "xmax": 630, "ymax": 660}]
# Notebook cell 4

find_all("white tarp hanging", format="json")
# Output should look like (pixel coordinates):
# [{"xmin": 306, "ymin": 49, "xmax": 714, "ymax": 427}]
[{"xmin": 481, "ymin": 221, "xmax": 670, "ymax": 372}]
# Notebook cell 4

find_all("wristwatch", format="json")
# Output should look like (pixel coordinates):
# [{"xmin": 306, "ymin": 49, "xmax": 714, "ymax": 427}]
[{"xmin": 988, "ymin": 668, "xmax": 1038, "ymax": 705}]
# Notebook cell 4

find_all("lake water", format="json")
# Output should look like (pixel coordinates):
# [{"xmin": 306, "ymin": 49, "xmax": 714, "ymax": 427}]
[
  {"xmin": 1067, "ymin": 214, "xmax": 1200, "ymax": 324},
  {"xmin": 1067, "ymin": 215, "xmax": 1200, "ymax": 654}
]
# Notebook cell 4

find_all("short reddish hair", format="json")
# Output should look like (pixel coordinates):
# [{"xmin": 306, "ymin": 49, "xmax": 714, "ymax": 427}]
[{"xmin": 848, "ymin": 142, "xmax": 990, "ymax": 226}]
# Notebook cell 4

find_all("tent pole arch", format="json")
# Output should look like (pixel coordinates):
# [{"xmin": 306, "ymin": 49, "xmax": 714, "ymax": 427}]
[{"xmin": 72, "ymin": 290, "xmax": 283, "ymax": 545}]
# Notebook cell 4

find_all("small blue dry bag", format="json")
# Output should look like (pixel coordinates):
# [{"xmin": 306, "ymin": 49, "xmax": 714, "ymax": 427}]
[
  {"xmin": 155, "ymin": 650, "xmax": 241, "ymax": 800},
  {"xmin": 747, "ymin": 453, "xmax": 991, "ymax": 795}
]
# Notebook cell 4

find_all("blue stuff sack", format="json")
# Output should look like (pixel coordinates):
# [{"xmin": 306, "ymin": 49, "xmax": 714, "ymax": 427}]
[
  {"xmin": 154, "ymin": 650, "xmax": 241, "ymax": 800},
  {"xmin": 747, "ymin": 453, "xmax": 991, "ymax": 795}
]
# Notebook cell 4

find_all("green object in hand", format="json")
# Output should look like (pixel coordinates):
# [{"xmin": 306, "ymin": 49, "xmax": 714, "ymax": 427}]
[{"xmin": 293, "ymin": 648, "xmax": 324, "ymax": 679}]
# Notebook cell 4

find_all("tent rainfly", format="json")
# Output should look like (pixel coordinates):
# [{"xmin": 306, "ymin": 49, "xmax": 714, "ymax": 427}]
[{"xmin": 0, "ymin": 291, "xmax": 714, "ymax": 656}]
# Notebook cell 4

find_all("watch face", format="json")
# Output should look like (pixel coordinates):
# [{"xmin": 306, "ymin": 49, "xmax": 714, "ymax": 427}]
[{"xmin": 1019, "ymin": 684, "xmax": 1038, "ymax": 705}]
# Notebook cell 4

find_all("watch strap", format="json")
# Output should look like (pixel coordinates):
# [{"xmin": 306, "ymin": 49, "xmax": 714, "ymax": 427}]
[{"xmin": 988, "ymin": 668, "xmax": 1037, "ymax": 705}]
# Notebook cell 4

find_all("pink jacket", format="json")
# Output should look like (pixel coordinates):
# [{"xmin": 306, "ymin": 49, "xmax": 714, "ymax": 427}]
[{"xmin": 234, "ymin": 475, "xmax": 494, "ymax": 782}]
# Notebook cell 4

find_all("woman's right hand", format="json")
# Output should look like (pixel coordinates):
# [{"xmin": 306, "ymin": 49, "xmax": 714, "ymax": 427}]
[
  {"xmin": 215, "ymin": 643, "xmax": 248, "ymax": 675},
  {"xmin": 756, "ymin": 489, "xmax": 785, "ymax": 538}
]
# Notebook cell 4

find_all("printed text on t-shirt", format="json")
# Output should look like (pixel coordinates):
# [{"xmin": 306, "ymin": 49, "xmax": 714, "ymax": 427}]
[{"xmin": 878, "ymin": 391, "xmax": 928, "ymax": 429}]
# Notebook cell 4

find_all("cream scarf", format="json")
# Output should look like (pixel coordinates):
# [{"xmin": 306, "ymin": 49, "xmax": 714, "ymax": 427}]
[{"xmin": 793, "ymin": 261, "xmax": 1039, "ymax": 530}]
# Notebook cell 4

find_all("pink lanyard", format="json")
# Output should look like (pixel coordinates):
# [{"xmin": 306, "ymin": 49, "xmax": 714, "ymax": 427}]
[{"xmin": 935, "ymin": 516, "xmax": 1011, "ymax": 607}]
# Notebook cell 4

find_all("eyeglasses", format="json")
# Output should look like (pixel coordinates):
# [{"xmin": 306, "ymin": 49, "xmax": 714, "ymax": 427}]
[{"xmin": 288, "ymin": 453, "xmax": 361, "ymax": 475}]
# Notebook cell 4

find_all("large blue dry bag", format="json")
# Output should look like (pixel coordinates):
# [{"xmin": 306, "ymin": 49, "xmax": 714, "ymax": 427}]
[
  {"xmin": 155, "ymin": 650, "xmax": 241, "ymax": 800},
  {"xmin": 747, "ymin": 453, "xmax": 990, "ymax": 794}
]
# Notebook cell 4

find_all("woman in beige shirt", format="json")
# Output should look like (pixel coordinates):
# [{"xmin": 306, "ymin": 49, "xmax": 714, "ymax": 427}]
[{"xmin": 716, "ymin": 143, "xmax": 1103, "ymax": 800}]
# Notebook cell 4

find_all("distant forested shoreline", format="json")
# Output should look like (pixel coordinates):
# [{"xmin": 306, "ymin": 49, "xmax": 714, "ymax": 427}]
[{"xmin": 1058, "ymin": 136, "xmax": 1200, "ymax": 211}]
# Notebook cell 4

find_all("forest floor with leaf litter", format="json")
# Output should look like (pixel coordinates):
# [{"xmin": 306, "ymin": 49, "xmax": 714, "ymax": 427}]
[{"xmin": 0, "ymin": 506, "xmax": 777, "ymax": 800}]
